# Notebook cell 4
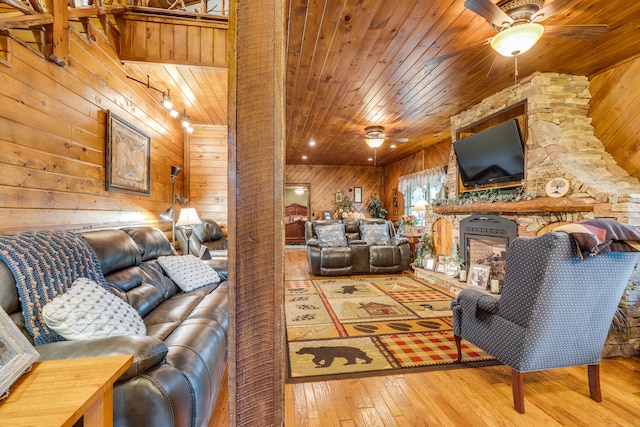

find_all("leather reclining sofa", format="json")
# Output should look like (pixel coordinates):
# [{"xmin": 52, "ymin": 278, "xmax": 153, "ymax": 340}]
[
  {"xmin": 0, "ymin": 226, "xmax": 228, "ymax": 427},
  {"xmin": 176, "ymin": 218, "xmax": 228, "ymax": 270},
  {"xmin": 305, "ymin": 218, "xmax": 411, "ymax": 276}
]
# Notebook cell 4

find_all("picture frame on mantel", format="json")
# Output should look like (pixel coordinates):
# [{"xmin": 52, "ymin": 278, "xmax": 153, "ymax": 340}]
[
  {"xmin": 0, "ymin": 307, "xmax": 39, "ymax": 400},
  {"xmin": 105, "ymin": 111, "xmax": 151, "ymax": 196}
]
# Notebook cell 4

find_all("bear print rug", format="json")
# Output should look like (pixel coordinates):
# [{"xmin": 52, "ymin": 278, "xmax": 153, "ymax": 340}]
[{"xmin": 285, "ymin": 276, "xmax": 495, "ymax": 382}]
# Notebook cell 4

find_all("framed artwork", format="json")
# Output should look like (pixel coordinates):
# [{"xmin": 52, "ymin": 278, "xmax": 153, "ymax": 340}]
[
  {"xmin": 354, "ymin": 187, "xmax": 362, "ymax": 203},
  {"xmin": 335, "ymin": 191, "xmax": 343, "ymax": 204},
  {"xmin": 0, "ymin": 307, "xmax": 39, "ymax": 399},
  {"xmin": 467, "ymin": 263, "xmax": 491, "ymax": 289},
  {"xmin": 106, "ymin": 111, "xmax": 151, "ymax": 195},
  {"xmin": 423, "ymin": 257, "xmax": 436, "ymax": 270},
  {"xmin": 435, "ymin": 262, "xmax": 445, "ymax": 273},
  {"xmin": 323, "ymin": 210, "xmax": 332, "ymax": 220}
]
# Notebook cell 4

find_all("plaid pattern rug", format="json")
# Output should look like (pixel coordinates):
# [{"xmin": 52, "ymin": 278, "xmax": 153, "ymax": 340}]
[{"xmin": 286, "ymin": 276, "xmax": 495, "ymax": 381}]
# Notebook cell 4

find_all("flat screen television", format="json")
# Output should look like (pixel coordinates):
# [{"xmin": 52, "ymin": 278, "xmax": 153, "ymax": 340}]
[{"xmin": 453, "ymin": 119, "xmax": 525, "ymax": 189}]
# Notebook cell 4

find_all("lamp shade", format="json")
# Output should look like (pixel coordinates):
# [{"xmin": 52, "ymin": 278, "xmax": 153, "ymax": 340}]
[
  {"xmin": 160, "ymin": 206, "xmax": 175, "ymax": 221},
  {"xmin": 413, "ymin": 199, "xmax": 428, "ymax": 212},
  {"xmin": 176, "ymin": 207, "xmax": 202, "ymax": 227},
  {"xmin": 170, "ymin": 165, "xmax": 183, "ymax": 178},
  {"xmin": 366, "ymin": 138, "xmax": 384, "ymax": 148},
  {"xmin": 490, "ymin": 23, "xmax": 544, "ymax": 57}
]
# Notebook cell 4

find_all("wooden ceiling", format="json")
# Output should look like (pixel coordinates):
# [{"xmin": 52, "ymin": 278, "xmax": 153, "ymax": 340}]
[
  {"xmin": 284, "ymin": 0, "xmax": 640, "ymax": 166},
  {"xmin": 2, "ymin": 0, "xmax": 640, "ymax": 168}
]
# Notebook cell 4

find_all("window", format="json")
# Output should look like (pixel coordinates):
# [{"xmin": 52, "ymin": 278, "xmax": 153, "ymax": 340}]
[{"xmin": 398, "ymin": 166, "xmax": 446, "ymax": 217}]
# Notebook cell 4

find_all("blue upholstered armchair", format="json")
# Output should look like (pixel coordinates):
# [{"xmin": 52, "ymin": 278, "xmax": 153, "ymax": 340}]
[{"xmin": 451, "ymin": 231, "xmax": 638, "ymax": 413}]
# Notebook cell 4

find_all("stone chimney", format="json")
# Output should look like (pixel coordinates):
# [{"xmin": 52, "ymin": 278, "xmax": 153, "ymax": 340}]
[{"xmin": 445, "ymin": 72, "xmax": 640, "ymax": 226}]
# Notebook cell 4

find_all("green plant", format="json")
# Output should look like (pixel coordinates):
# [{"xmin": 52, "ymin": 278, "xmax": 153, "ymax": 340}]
[
  {"xmin": 432, "ymin": 187, "xmax": 534, "ymax": 206},
  {"xmin": 366, "ymin": 192, "xmax": 388, "ymax": 218}
]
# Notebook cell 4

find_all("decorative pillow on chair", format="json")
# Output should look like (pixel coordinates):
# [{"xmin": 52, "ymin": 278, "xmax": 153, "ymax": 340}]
[
  {"xmin": 158, "ymin": 254, "xmax": 221, "ymax": 291},
  {"xmin": 315, "ymin": 223, "xmax": 348, "ymax": 247},
  {"xmin": 42, "ymin": 277, "xmax": 146, "ymax": 341},
  {"xmin": 360, "ymin": 223, "xmax": 391, "ymax": 246}
]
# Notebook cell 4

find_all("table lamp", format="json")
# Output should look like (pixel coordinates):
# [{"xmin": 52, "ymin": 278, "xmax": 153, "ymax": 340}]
[{"xmin": 175, "ymin": 207, "xmax": 202, "ymax": 255}]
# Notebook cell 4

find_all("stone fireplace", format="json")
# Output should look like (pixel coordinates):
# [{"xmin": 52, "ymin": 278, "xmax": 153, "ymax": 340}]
[
  {"xmin": 426, "ymin": 72, "xmax": 640, "ymax": 356},
  {"xmin": 460, "ymin": 215, "xmax": 517, "ymax": 267}
]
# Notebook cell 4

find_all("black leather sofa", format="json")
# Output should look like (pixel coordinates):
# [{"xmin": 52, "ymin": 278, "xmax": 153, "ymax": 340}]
[
  {"xmin": 0, "ymin": 226, "xmax": 228, "ymax": 427},
  {"xmin": 305, "ymin": 218, "xmax": 411, "ymax": 275},
  {"xmin": 176, "ymin": 218, "xmax": 228, "ymax": 271}
]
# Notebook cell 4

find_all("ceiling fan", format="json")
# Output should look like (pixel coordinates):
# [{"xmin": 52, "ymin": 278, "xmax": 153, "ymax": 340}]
[
  {"xmin": 363, "ymin": 125, "xmax": 409, "ymax": 165},
  {"xmin": 428, "ymin": 0, "xmax": 608, "ymax": 65}
]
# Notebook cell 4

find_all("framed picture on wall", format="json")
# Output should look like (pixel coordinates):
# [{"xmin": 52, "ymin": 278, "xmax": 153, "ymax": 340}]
[
  {"xmin": 323, "ymin": 210, "xmax": 332, "ymax": 220},
  {"xmin": 105, "ymin": 111, "xmax": 151, "ymax": 196},
  {"xmin": 335, "ymin": 191, "xmax": 343, "ymax": 204},
  {"xmin": 354, "ymin": 187, "xmax": 362, "ymax": 203}
]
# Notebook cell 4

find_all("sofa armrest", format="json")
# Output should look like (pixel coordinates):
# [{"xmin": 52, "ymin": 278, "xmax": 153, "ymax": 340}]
[
  {"xmin": 391, "ymin": 236, "xmax": 410, "ymax": 245},
  {"xmin": 349, "ymin": 239, "xmax": 369, "ymax": 246},
  {"xmin": 306, "ymin": 238, "xmax": 320, "ymax": 246},
  {"xmin": 36, "ymin": 335, "xmax": 168, "ymax": 382}
]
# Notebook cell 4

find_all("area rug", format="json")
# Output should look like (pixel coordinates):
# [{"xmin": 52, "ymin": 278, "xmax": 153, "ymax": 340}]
[{"xmin": 285, "ymin": 276, "xmax": 496, "ymax": 382}]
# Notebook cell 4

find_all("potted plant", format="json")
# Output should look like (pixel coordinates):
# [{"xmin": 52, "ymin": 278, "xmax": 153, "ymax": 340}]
[{"xmin": 366, "ymin": 192, "xmax": 387, "ymax": 218}]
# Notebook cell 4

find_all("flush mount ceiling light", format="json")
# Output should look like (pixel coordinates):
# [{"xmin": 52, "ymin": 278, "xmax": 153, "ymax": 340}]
[{"xmin": 490, "ymin": 23, "xmax": 544, "ymax": 57}]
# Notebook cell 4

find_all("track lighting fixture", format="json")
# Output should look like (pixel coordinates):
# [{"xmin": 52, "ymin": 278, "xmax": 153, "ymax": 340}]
[
  {"xmin": 181, "ymin": 110, "xmax": 191, "ymax": 128},
  {"xmin": 162, "ymin": 89, "xmax": 173, "ymax": 110}
]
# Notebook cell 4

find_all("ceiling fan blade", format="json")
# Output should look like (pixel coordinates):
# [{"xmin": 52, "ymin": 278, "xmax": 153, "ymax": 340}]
[
  {"xmin": 427, "ymin": 37, "xmax": 492, "ymax": 66},
  {"xmin": 464, "ymin": 0, "xmax": 513, "ymax": 29},
  {"xmin": 386, "ymin": 137, "xmax": 409, "ymax": 143},
  {"xmin": 531, "ymin": 0, "xmax": 578, "ymax": 23},
  {"xmin": 543, "ymin": 24, "xmax": 608, "ymax": 40}
]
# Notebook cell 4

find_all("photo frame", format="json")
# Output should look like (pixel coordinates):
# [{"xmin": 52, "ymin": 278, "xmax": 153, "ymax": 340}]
[
  {"xmin": 323, "ymin": 210, "xmax": 332, "ymax": 220},
  {"xmin": 467, "ymin": 263, "xmax": 491, "ymax": 289},
  {"xmin": 435, "ymin": 262, "xmax": 445, "ymax": 274},
  {"xmin": 335, "ymin": 191, "xmax": 343, "ymax": 204},
  {"xmin": 354, "ymin": 187, "xmax": 362, "ymax": 203},
  {"xmin": 437, "ymin": 254, "xmax": 447, "ymax": 263},
  {"xmin": 0, "ymin": 307, "xmax": 39, "ymax": 400},
  {"xmin": 423, "ymin": 257, "xmax": 436, "ymax": 270},
  {"xmin": 106, "ymin": 111, "xmax": 151, "ymax": 195}
]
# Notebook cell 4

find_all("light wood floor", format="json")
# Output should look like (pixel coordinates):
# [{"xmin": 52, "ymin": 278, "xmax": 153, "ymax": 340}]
[{"xmin": 213, "ymin": 247, "xmax": 640, "ymax": 426}]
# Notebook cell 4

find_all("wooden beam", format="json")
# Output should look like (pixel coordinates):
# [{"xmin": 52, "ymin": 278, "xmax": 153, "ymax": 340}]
[
  {"xmin": 0, "ymin": 14, "xmax": 54, "ymax": 29},
  {"xmin": 50, "ymin": 0, "xmax": 68, "ymax": 66},
  {"xmin": 228, "ymin": 0, "xmax": 285, "ymax": 425},
  {"xmin": 0, "ymin": 0, "xmax": 36, "ymax": 15}
]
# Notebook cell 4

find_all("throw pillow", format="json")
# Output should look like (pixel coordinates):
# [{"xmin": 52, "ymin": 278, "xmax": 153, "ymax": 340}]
[
  {"xmin": 360, "ymin": 223, "xmax": 391, "ymax": 246},
  {"xmin": 158, "ymin": 254, "xmax": 221, "ymax": 292},
  {"xmin": 315, "ymin": 223, "xmax": 348, "ymax": 247},
  {"xmin": 42, "ymin": 277, "xmax": 146, "ymax": 341}
]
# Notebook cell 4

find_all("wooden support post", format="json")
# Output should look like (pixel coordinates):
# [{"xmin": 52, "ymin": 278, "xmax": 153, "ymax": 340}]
[
  {"xmin": 49, "ymin": 0, "xmax": 68, "ymax": 66},
  {"xmin": 228, "ymin": 0, "xmax": 285, "ymax": 425}
]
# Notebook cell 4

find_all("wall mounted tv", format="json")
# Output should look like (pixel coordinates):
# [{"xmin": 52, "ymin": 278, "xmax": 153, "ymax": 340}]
[{"xmin": 453, "ymin": 119, "xmax": 525, "ymax": 189}]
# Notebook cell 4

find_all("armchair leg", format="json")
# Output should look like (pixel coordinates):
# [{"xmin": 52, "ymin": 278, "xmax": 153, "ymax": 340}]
[
  {"xmin": 511, "ymin": 369, "xmax": 525, "ymax": 413},
  {"xmin": 588, "ymin": 364, "xmax": 602, "ymax": 402},
  {"xmin": 453, "ymin": 334, "xmax": 462, "ymax": 363}
]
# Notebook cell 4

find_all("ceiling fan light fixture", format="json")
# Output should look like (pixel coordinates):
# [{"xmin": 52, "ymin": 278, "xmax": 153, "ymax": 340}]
[
  {"xmin": 491, "ymin": 23, "xmax": 544, "ymax": 56},
  {"xmin": 365, "ymin": 138, "xmax": 384, "ymax": 148}
]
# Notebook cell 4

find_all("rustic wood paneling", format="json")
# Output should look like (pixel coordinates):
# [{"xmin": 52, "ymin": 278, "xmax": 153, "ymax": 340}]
[
  {"xmin": 186, "ymin": 125, "xmax": 228, "ymax": 233},
  {"xmin": 284, "ymin": 0, "xmax": 640, "ymax": 167},
  {"xmin": 285, "ymin": 165, "xmax": 382, "ymax": 221},
  {"xmin": 117, "ymin": 11, "xmax": 228, "ymax": 68},
  {"xmin": 590, "ymin": 55, "xmax": 640, "ymax": 181},
  {"xmin": 0, "ymin": 24, "xmax": 185, "ymax": 233}
]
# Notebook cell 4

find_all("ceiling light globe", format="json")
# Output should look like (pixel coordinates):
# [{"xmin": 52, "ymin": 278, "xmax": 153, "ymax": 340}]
[
  {"xmin": 163, "ymin": 98, "xmax": 173, "ymax": 110},
  {"xmin": 491, "ymin": 23, "xmax": 544, "ymax": 57},
  {"xmin": 366, "ymin": 138, "xmax": 384, "ymax": 148}
]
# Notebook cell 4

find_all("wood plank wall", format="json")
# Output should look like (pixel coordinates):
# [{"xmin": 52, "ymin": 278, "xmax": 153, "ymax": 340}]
[
  {"xmin": 285, "ymin": 165, "xmax": 382, "ymax": 221},
  {"xmin": 186, "ymin": 125, "xmax": 228, "ymax": 233},
  {"xmin": 590, "ymin": 55, "xmax": 640, "ymax": 181},
  {"xmin": 0, "ymin": 25, "xmax": 184, "ymax": 233}
]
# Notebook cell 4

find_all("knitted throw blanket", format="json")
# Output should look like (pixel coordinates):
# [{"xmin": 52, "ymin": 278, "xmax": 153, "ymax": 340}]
[
  {"xmin": 0, "ymin": 231, "xmax": 107, "ymax": 345},
  {"xmin": 554, "ymin": 219, "xmax": 640, "ymax": 259}
]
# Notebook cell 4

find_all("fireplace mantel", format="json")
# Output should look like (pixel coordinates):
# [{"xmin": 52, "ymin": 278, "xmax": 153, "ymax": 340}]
[{"xmin": 433, "ymin": 197, "xmax": 595, "ymax": 215}]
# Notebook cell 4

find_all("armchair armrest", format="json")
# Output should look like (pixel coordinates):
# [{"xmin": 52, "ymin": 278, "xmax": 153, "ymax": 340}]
[
  {"xmin": 306, "ymin": 238, "xmax": 320, "ymax": 247},
  {"xmin": 391, "ymin": 236, "xmax": 410, "ymax": 245},
  {"xmin": 454, "ymin": 288, "xmax": 491, "ymax": 318},
  {"xmin": 36, "ymin": 335, "xmax": 168, "ymax": 382}
]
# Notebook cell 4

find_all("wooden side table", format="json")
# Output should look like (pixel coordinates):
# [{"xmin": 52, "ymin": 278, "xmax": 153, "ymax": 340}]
[
  {"xmin": 0, "ymin": 354, "xmax": 133, "ymax": 427},
  {"xmin": 401, "ymin": 233, "xmax": 422, "ymax": 261}
]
